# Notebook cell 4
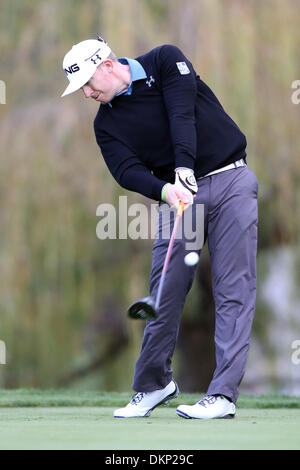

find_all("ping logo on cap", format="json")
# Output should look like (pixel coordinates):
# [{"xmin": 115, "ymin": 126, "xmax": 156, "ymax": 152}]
[{"xmin": 64, "ymin": 63, "xmax": 80, "ymax": 76}]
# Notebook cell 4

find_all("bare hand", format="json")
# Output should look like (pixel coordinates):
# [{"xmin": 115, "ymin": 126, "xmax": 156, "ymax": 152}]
[{"xmin": 163, "ymin": 184, "xmax": 193, "ymax": 210}]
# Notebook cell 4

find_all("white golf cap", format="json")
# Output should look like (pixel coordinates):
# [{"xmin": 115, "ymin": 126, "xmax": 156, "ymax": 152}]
[{"xmin": 61, "ymin": 37, "xmax": 111, "ymax": 97}]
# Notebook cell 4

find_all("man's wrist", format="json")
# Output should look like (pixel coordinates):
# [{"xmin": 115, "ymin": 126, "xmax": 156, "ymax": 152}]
[
  {"xmin": 175, "ymin": 167, "xmax": 194, "ymax": 173},
  {"xmin": 161, "ymin": 183, "xmax": 171, "ymax": 201}
]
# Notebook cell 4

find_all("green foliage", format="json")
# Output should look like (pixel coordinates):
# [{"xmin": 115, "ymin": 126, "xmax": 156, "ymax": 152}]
[{"xmin": 0, "ymin": 0, "xmax": 299, "ymax": 390}]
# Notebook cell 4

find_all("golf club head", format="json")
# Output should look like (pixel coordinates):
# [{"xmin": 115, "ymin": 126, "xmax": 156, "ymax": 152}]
[{"xmin": 127, "ymin": 296, "xmax": 157, "ymax": 321}]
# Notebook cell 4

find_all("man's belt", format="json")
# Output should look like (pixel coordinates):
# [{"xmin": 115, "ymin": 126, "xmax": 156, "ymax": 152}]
[{"xmin": 198, "ymin": 158, "xmax": 246, "ymax": 179}]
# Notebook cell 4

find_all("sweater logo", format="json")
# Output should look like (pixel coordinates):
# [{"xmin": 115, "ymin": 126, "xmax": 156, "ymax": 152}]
[
  {"xmin": 146, "ymin": 75, "xmax": 155, "ymax": 87},
  {"xmin": 176, "ymin": 62, "xmax": 190, "ymax": 75}
]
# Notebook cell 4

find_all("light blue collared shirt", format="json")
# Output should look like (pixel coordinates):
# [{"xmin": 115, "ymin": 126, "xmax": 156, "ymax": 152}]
[{"xmin": 108, "ymin": 57, "xmax": 147, "ymax": 106}]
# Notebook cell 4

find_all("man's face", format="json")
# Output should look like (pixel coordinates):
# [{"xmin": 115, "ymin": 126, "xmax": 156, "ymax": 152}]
[{"xmin": 82, "ymin": 60, "xmax": 117, "ymax": 104}]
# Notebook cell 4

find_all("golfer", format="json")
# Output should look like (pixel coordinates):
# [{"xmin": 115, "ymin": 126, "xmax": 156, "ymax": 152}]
[{"xmin": 61, "ymin": 37, "xmax": 258, "ymax": 419}]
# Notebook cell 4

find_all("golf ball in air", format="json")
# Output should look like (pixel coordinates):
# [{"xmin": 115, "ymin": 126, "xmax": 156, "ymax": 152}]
[{"xmin": 184, "ymin": 252, "xmax": 199, "ymax": 266}]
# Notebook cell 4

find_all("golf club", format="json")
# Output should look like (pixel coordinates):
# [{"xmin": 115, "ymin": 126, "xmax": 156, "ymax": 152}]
[{"xmin": 128, "ymin": 201, "xmax": 185, "ymax": 320}]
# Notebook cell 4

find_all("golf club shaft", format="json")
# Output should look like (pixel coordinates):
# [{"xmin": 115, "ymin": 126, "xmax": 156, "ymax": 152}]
[{"xmin": 155, "ymin": 201, "xmax": 185, "ymax": 311}]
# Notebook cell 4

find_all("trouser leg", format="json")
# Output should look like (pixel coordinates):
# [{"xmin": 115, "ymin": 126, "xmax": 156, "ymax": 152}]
[
  {"xmin": 132, "ymin": 200, "xmax": 206, "ymax": 392},
  {"xmin": 206, "ymin": 167, "xmax": 258, "ymax": 404}
]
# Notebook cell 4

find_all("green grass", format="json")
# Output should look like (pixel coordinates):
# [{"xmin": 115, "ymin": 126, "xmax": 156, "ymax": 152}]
[
  {"xmin": 0, "ymin": 407, "xmax": 299, "ymax": 450},
  {"xmin": 0, "ymin": 388, "xmax": 299, "ymax": 408},
  {"xmin": 0, "ymin": 390, "xmax": 299, "ymax": 450}
]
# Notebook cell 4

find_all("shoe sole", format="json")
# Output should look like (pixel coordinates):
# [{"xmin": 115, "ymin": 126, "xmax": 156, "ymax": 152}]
[
  {"xmin": 114, "ymin": 381, "xmax": 179, "ymax": 418},
  {"xmin": 176, "ymin": 409, "xmax": 235, "ymax": 420}
]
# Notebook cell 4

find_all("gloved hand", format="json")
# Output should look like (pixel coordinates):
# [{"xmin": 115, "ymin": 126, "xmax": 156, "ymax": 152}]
[
  {"xmin": 161, "ymin": 168, "xmax": 197, "ymax": 210},
  {"xmin": 175, "ymin": 168, "xmax": 198, "ymax": 205}
]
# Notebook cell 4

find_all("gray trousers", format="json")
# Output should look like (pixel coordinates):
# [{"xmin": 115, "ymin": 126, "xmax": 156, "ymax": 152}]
[{"xmin": 132, "ymin": 166, "xmax": 258, "ymax": 404}]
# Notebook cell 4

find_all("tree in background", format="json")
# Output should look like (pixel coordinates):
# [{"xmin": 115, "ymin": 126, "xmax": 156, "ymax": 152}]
[{"xmin": 0, "ymin": 0, "xmax": 299, "ymax": 392}]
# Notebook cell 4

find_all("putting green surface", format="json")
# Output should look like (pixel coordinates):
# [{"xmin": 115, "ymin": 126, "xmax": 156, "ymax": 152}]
[{"xmin": 0, "ymin": 406, "xmax": 300, "ymax": 450}]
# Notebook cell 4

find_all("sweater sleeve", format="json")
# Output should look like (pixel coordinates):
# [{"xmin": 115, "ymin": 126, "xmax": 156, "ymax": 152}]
[
  {"xmin": 96, "ymin": 131, "xmax": 167, "ymax": 201},
  {"xmin": 157, "ymin": 45, "xmax": 197, "ymax": 170}
]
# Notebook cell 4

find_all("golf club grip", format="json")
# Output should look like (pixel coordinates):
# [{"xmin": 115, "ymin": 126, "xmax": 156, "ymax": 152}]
[
  {"xmin": 177, "ymin": 201, "xmax": 185, "ymax": 217},
  {"xmin": 155, "ymin": 201, "xmax": 185, "ymax": 311}
]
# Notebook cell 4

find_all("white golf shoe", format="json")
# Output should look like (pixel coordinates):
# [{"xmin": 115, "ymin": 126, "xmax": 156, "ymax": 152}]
[
  {"xmin": 114, "ymin": 380, "xmax": 179, "ymax": 418},
  {"xmin": 176, "ymin": 394, "xmax": 235, "ymax": 419}
]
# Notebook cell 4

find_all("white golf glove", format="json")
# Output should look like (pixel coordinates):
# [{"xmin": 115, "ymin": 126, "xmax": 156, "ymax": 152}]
[
  {"xmin": 174, "ymin": 168, "xmax": 198, "ymax": 205},
  {"xmin": 161, "ymin": 168, "xmax": 198, "ymax": 210}
]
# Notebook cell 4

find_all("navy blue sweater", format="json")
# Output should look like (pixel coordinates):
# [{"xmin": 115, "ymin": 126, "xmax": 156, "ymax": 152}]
[{"xmin": 94, "ymin": 44, "xmax": 247, "ymax": 201}]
